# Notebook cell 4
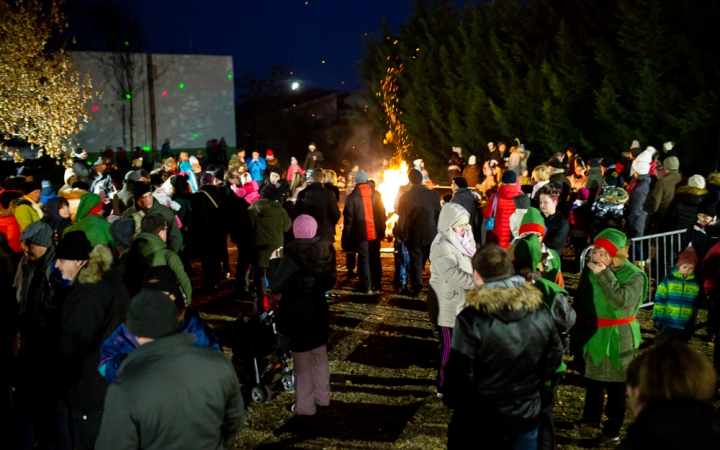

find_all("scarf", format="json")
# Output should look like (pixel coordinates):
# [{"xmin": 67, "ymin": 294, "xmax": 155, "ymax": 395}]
[
  {"xmin": 357, "ymin": 184, "xmax": 376, "ymax": 241},
  {"xmin": 456, "ymin": 231, "xmax": 476, "ymax": 256}
]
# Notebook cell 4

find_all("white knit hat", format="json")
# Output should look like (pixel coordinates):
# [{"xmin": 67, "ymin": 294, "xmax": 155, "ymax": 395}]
[
  {"xmin": 631, "ymin": 140, "xmax": 640, "ymax": 149},
  {"xmin": 636, "ymin": 147, "xmax": 656, "ymax": 164},
  {"xmin": 291, "ymin": 156, "xmax": 298, "ymax": 164},
  {"xmin": 663, "ymin": 141, "xmax": 675, "ymax": 151},
  {"xmin": 468, "ymin": 155, "xmax": 476, "ymax": 165},
  {"xmin": 413, "ymin": 158, "xmax": 422, "ymax": 166},
  {"xmin": 688, "ymin": 175, "xmax": 706, "ymax": 190},
  {"xmin": 633, "ymin": 161, "xmax": 651, "ymax": 176}
]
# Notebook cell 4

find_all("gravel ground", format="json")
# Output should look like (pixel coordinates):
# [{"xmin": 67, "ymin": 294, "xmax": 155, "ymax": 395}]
[{"xmin": 187, "ymin": 237, "xmax": 717, "ymax": 449}]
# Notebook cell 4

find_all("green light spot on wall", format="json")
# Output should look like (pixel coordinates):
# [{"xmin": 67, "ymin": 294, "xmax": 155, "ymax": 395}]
[
  {"xmin": 193, "ymin": 133, "xmax": 198, "ymax": 138},
  {"xmin": 125, "ymin": 93, "xmax": 131, "ymax": 99},
  {"xmin": 227, "ymin": 74, "xmax": 232, "ymax": 79},
  {"xmin": 179, "ymin": 83, "xmax": 185, "ymax": 89},
  {"xmin": 142, "ymin": 146, "xmax": 150, "ymax": 151},
  {"xmin": 124, "ymin": 41, "xmax": 129, "ymax": 46}
]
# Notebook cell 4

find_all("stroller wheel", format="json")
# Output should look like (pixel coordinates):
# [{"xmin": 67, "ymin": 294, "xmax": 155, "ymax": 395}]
[
  {"xmin": 251, "ymin": 385, "xmax": 272, "ymax": 404},
  {"xmin": 281, "ymin": 373, "xmax": 294, "ymax": 392}
]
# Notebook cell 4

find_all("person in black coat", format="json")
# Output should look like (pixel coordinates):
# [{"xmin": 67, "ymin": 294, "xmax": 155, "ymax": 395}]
[
  {"xmin": 625, "ymin": 165, "xmax": 653, "ymax": 262},
  {"xmin": 223, "ymin": 169, "xmax": 253, "ymax": 298},
  {"xmin": 96, "ymin": 289, "xmax": 244, "ymax": 449},
  {"xmin": 548, "ymin": 159, "xmax": 571, "ymax": 213},
  {"xmin": 443, "ymin": 245, "xmax": 563, "ymax": 449},
  {"xmin": 55, "ymin": 232, "xmax": 130, "ymax": 450},
  {"xmin": 271, "ymin": 215, "xmax": 337, "ymax": 415},
  {"xmin": 397, "ymin": 168, "xmax": 442, "ymax": 297},
  {"xmin": 341, "ymin": 170, "xmax": 386, "ymax": 293},
  {"xmin": 294, "ymin": 169, "xmax": 341, "ymax": 243},
  {"xmin": 538, "ymin": 189, "xmax": 570, "ymax": 256},
  {"xmin": 686, "ymin": 200, "xmax": 720, "ymax": 264},
  {"xmin": 189, "ymin": 174, "xmax": 227, "ymax": 290},
  {"xmin": 450, "ymin": 177, "xmax": 480, "ymax": 242}
]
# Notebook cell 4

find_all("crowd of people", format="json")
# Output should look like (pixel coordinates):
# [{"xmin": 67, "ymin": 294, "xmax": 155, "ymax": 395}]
[{"xmin": 1, "ymin": 137, "xmax": 719, "ymax": 449}]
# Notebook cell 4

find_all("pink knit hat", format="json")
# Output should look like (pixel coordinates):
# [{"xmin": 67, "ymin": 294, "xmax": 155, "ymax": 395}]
[{"xmin": 293, "ymin": 214, "xmax": 318, "ymax": 239}]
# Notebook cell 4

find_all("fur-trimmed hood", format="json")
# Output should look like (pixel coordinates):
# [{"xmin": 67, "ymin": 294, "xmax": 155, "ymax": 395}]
[
  {"xmin": 465, "ymin": 275, "xmax": 543, "ymax": 314},
  {"xmin": 676, "ymin": 185, "xmax": 708, "ymax": 197},
  {"xmin": 708, "ymin": 173, "xmax": 720, "ymax": 187},
  {"xmin": 76, "ymin": 244, "xmax": 114, "ymax": 284}
]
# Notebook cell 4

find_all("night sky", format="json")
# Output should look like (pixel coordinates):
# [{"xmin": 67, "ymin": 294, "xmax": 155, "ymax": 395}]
[{"xmin": 127, "ymin": 0, "xmax": 416, "ymax": 91}]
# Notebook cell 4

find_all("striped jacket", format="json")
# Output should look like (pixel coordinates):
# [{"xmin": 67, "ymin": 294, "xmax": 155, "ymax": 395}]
[{"xmin": 652, "ymin": 269, "xmax": 700, "ymax": 330}]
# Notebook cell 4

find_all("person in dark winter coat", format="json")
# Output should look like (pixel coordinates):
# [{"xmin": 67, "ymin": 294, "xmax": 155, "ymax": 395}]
[
  {"xmin": 341, "ymin": 170, "xmax": 386, "ymax": 293},
  {"xmin": 122, "ymin": 182, "xmax": 183, "ymax": 253},
  {"xmin": 271, "ymin": 215, "xmax": 337, "ymax": 415},
  {"xmin": 538, "ymin": 189, "xmax": 570, "ymax": 256},
  {"xmin": 649, "ymin": 157, "xmax": 683, "ymax": 217},
  {"xmin": 71, "ymin": 149, "xmax": 93, "ymax": 184},
  {"xmin": 223, "ymin": 169, "xmax": 253, "ymax": 298},
  {"xmin": 248, "ymin": 184, "xmax": 292, "ymax": 295},
  {"xmin": 548, "ymin": 159, "xmax": 571, "ymax": 211},
  {"xmin": 189, "ymin": 176, "xmax": 227, "ymax": 290},
  {"xmin": 170, "ymin": 174, "xmax": 193, "ymax": 228},
  {"xmin": 461, "ymin": 155, "xmax": 480, "ymax": 187},
  {"xmin": 685, "ymin": 201, "xmax": 719, "ymax": 263},
  {"xmin": 396, "ymin": 168, "xmax": 441, "ymax": 296},
  {"xmin": 661, "ymin": 175, "xmax": 708, "ymax": 235},
  {"xmin": 41, "ymin": 196, "xmax": 72, "ymax": 244},
  {"xmin": 303, "ymin": 143, "xmax": 325, "ymax": 170},
  {"xmin": 56, "ymin": 231, "xmax": 130, "ymax": 450},
  {"xmin": 323, "ymin": 170, "xmax": 341, "ymax": 203},
  {"xmin": 619, "ymin": 342, "xmax": 720, "ymax": 450},
  {"xmin": 443, "ymin": 244, "xmax": 563, "ymax": 449},
  {"xmin": 294, "ymin": 169, "xmax": 341, "ymax": 243},
  {"xmin": 261, "ymin": 166, "xmax": 291, "ymax": 203},
  {"xmin": 450, "ymin": 177, "xmax": 480, "ymax": 240},
  {"xmin": 96, "ymin": 289, "xmax": 243, "ymax": 449},
  {"xmin": 626, "ymin": 161, "xmax": 653, "ymax": 262}
]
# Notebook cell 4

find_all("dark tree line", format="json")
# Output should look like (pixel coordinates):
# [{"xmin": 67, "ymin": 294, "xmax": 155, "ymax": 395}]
[{"xmin": 358, "ymin": 0, "xmax": 720, "ymax": 174}]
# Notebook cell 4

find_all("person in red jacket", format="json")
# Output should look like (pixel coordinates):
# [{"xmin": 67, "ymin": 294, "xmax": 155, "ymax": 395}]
[
  {"xmin": 483, "ymin": 171, "xmax": 521, "ymax": 249},
  {"xmin": 0, "ymin": 191, "xmax": 23, "ymax": 253}
]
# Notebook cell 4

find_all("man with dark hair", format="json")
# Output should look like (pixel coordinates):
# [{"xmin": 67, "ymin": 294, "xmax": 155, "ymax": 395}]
[
  {"xmin": 443, "ymin": 244, "xmax": 563, "ymax": 449},
  {"xmin": 96, "ymin": 289, "xmax": 244, "ymax": 449},
  {"xmin": 123, "ymin": 214, "xmax": 192, "ymax": 303},
  {"xmin": 122, "ymin": 182, "xmax": 182, "ymax": 253},
  {"xmin": 397, "ymin": 168, "xmax": 441, "ymax": 297},
  {"xmin": 294, "ymin": 168, "xmax": 341, "ymax": 243}
]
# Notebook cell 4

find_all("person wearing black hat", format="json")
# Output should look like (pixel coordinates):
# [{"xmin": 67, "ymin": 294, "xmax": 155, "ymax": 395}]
[
  {"xmin": 56, "ymin": 231, "xmax": 130, "ymax": 450},
  {"xmin": 450, "ymin": 177, "xmax": 480, "ymax": 240},
  {"xmin": 15, "ymin": 181, "xmax": 44, "ymax": 231},
  {"xmin": 397, "ymin": 168, "xmax": 442, "ymax": 297},
  {"xmin": 684, "ymin": 199, "xmax": 720, "ymax": 264},
  {"xmin": 96, "ymin": 289, "xmax": 243, "ymax": 450},
  {"xmin": 122, "ymin": 181, "xmax": 183, "ymax": 254}
]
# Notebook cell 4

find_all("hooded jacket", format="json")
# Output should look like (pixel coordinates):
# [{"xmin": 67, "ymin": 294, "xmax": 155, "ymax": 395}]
[
  {"xmin": 430, "ymin": 203, "xmax": 476, "ymax": 328},
  {"xmin": 113, "ymin": 182, "xmax": 135, "ymax": 217},
  {"xmin": 652, "ymin": 268, "xmax": 700, "ymax": 330},
  {"xmin": 443, "ymin": 276, "xmax": 563, "ymax": 440},
  {"xmin": 248, "ymin": 199, "xmax": 292, "ymax": 267},
  {"xmin": 60, "ymin": 246, "xmax": 130, "ymax": 412},
  {"xmin": 271, "ymin": 237, "xmax": 337, "ymax": 352},
  {"xmin": 0, "ymin": 200, "xmax": 22, "ymax": 252},
  {"xmin": 63, "ymin": 194, "xmax": 114, "ymax": 248},
  {"xmin": 649, "ymin": 170, "xmax": 684, "ymax": 215},
  {"xmin": 58, "ymin": 168, "xmax": 77, "ymax": 196},
  {"xmin": 122, "ymin": 198, "xmax": 183, "ymax": 254},
  {"xmin": 483, "ymin": 184, "xmax": 520, "ymax": 249},
  {"xmin": 294, "ymin": 183, "xmax": 341, "ymax": 242},
  {"xmin": 626, "ymin": 174, "xmax": 652, "ymax": 238},
  {"xmin": 661, "ymin": 185, "xmax": 708, "ymax": 232},
  {"xmin": 246, "ymin": 157, "xmax": 267, "ymax": 182},
  {"xmin": 341, "ymin": 183, "xmax": 386, "ymax": 250},
  {"xmin": 14, "ymin": 198, "xmax": 41, "ymax": 231}
]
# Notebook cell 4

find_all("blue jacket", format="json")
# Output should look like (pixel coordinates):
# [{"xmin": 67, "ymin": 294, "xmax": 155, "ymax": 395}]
[
  {"xmin": 98, "ymin": 316, "xmax": 220, "ymax": 383},
  {"xmin": 247, "ymin": 158, "xmax": 267, "ymax": 182}
]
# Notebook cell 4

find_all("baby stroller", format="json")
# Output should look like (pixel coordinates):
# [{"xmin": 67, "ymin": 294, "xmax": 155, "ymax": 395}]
[{"xmin": 231, "ymin": 291, "xmax": 293, "ymax": 404}]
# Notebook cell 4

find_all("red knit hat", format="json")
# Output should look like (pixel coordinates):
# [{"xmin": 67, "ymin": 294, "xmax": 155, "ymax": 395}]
[
  {"xmin": 677, "ymin": 247, "xmax": 698, "ymax": 268},
  {"xmin": 266, "ymin": 149, "xmax": 274, "ymax": 159}
]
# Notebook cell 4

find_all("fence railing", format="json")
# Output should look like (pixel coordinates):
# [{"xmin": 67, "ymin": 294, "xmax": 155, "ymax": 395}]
[{"xmin": 579, "ymin": 229, "xmax": 687, "ymax": 308}]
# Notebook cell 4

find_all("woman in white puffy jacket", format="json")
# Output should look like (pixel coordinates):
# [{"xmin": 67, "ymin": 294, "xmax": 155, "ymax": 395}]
[{"xmin": 429, "ymin": 202, "xmax": 476, "ymax": 395}]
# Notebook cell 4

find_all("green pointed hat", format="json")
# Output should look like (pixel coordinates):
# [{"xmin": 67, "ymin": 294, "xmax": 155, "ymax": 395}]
[
  {"xmin": 519, "ymin": 207, "xmax": 546, "ymax": 237},
  {"xmin": 74, "ymin": 193, "xmax": 102, "ymax": 221},
  {"xmin": 513, "ymin": 233, "xmax": 543, "ymax": 270},
  {"xmin": 593, "ymin": 228, "xmax": 627, "ymax": 258}
]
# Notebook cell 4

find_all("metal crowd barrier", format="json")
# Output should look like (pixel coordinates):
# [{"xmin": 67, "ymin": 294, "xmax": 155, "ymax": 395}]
[{"xmin": 579, "ymin": 229, "xmax": 687, "ymax": 308}]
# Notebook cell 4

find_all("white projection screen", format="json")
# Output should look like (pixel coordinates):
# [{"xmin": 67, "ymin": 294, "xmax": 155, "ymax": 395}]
[{"xmin": 72, "ymin": 52, "xmax": 236, "ymax": 154}]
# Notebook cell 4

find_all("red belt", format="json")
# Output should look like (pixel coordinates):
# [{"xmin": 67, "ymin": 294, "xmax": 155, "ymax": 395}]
[{"xmin": 597, "ymin": 316, "xmax": 636, "ymax": 327}]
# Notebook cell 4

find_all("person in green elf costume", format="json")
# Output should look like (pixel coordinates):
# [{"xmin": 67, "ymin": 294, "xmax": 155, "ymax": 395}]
[
  {"xmin": 571, "ymin": 228, "xmax": 648, "ymax": 447},
  {"xmin": 509, "ymin": 207, "xmax": 564, "ymax": 288},
  {"xmin": 62, "ymin": 193, "xmax": 115, "ymax": 248},
  {"xmin": 512, "ymin": 234, "xmax": 575, "ymax": 450}
]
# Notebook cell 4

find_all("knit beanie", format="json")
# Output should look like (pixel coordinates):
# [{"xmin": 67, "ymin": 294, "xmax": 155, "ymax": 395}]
[
  {"xmin": 293, "ymin": 214, "xmax": 318, "ymax": 239},
  {"xmin": 133, "ymin": 181, "xmax": 151, "ymax": 200},
  {"xmin": 576, "ymin": 187, "xmax": 590, "ymax": 202},
  {"xmin": 513, "ymin": 234, "xmax": 543, "ymax": 271},
  {"xmin": 631, "ymin": 140, "xmax": 640, "ymax": 150},
  {"xmin": 213, "ymin": 167, "xmax": 225, "ymax": 181},
  {"xmin": 355, "ymin": 170, "xmax": 368, "ymax": 184},
  {"xmin": 519, "ymin": 207, "xmax": 546, "ymax": 237},
  {"xmin": 593, "ymin": 228, "xmax": 627, "ymax": 258},
  {"xmin": 501, "ymin": 170, "xmax": 517, "ymax": 184},
  {"xmin": 110, "ymin": 216, "xmax": 137, "ymax": 252},
  {"xmin": 468, "ymin": 155, "xmax": 477, "ymax": 166},
  {"xmin": 20, "ymin": 181, "xmax": 41, "ymax": 195},
  {"xmin": 453, "ymin": 177, "xmax": 468, "ymax": 189},
  {"xmin": 408, "ymin": 168, "xmax": 423, "ymax": 185},
  {"xmin": 128, "ymin": 289, "xmax": 180, "ymax": 339},
  {"xmin": 633, "ymin": 160, "xmax": 651, "ymax": 176},
  {"xmin": 20, "ymin": 221, "xmax": 54, "ymax": 248},
  {"xmin": 688, "ymin": 175, "xmax": 706, "ymax": 190},
  {"xmin": 452, "ymin": 214, "xmax": 470, "ymax": 228},
  {"xmin": 549, "ymin": 159, "xmax": 563, "ymax": 170},
  {"xmin": 601, "ymin": 156, "xmax": 615, "ymax": 167},
  {"xmin": 0, "ymin": 191, "xmax": 22, "ymax": 209},
  {"xmin": 513, "ymin": 193, "xmax": 530, "ymax": 210},
  {"xmin": 143, "ymin": 266, "xmax": 185, "ymax": 306},
  {"xmin": 664, "ymin": 141, "xmax": 675, "ymax": 151},
  {"xmin": 636, "ymin": 147, "xmax": 656, "ymax": 164},
  {"xmin": 663, "ymin": 157, "xmax": 680, "ymax": 170},
  {"xmin": 291, "ymin": 156, "xmax": 298, "ymax": 164},
  {"xmin": 260, "ymin": 183, "xmax": 278, "ymax": 200},
  {"xmin": 677, "ymin": 247, "xmax": 699, "ymax": 269},
  {"xmin": 56, "ymin": 230, "xmax": 92, "ymax": 260},
  {"xmin": 697, "ymin": 199, "xmax": 717, "ymax": 217}
]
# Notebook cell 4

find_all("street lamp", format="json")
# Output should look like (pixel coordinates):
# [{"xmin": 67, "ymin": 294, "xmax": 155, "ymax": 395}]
[{"xmin": 291, "ymin": 82, "xmax": 299, "ymax": 90}]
